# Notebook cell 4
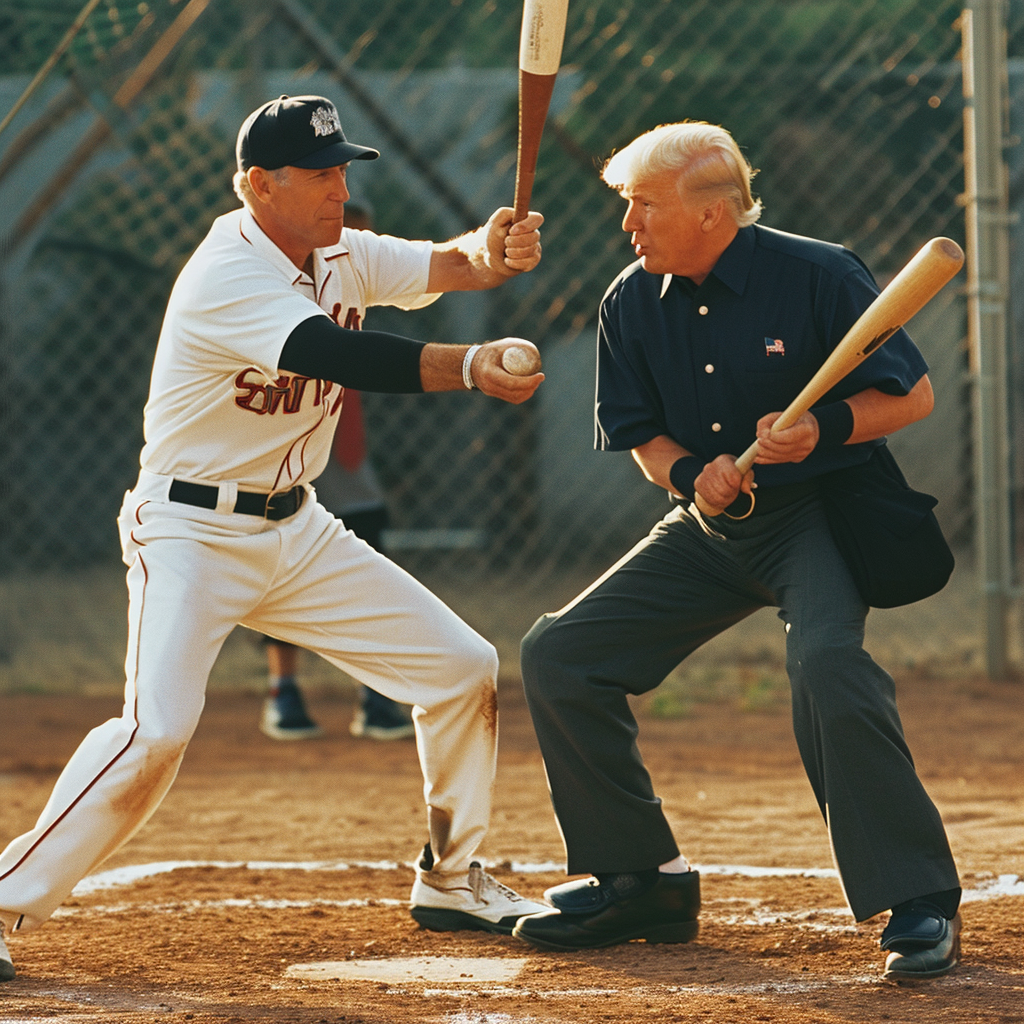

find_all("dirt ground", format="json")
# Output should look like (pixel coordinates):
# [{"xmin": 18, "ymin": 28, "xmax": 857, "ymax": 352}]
[{"xmin": 1, "ymin": 668, "xmax": 1023, "ymax": 1023}]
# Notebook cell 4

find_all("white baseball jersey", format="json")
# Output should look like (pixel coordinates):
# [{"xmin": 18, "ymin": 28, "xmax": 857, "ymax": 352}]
[
  {"xmin": 139, "ymin": 207, "xmax": 437, "ymax": 491},
  {"xmin": 0, "ymin": 202, "xmax": 503, "ymax": 946}
]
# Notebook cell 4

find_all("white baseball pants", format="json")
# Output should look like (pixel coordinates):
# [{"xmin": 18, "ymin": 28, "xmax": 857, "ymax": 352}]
[{"xmin": 0, "ymin": 471, "xmax": 498, "ymax": 933}]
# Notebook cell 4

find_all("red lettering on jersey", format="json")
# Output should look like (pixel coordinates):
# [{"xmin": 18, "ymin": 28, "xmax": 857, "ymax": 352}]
[
  {"xmin": 234, "ymin": 368, "xmax": 271, "ymax": 412},
  {"xmin": 284, "ymin": 376, "xmax": 311, "ymax": 413},
  {"xmin": 318, "ymin": 379, "xmax": 345, "ymax": 416},
  {"xmin": 330, "ymin": 303, "xmax": 362, "ymax": 331},
  {"xmin": 263, "ymin": 377, "xmax": 294, "ymax": 414},
  {"xmin": 234, "ymin": 371, "xmax": 343, "ymax": 415}
]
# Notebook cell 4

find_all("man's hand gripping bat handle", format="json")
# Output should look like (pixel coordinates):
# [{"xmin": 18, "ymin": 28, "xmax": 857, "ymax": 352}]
[{"xmin": 695, "ymin": 236, "xmax": 965, "ymax": 517}]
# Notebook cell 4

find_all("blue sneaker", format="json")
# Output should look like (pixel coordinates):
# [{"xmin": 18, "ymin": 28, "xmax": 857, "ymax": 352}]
[
  {"xmin": 0, "ymin": 927, "xmax": 14, "ymax": 982},
  {"xmin": 261, "ymin": 680, "xmax": 322, "ymax": 740},
  {"xmin": 350, "ymin": 688, "xmax": 415, "ymax": 740}
]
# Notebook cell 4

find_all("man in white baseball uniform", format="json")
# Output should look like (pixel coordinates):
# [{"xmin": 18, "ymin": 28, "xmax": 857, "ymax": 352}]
[{"xmin": 0, "ymin": 94, "xmax": 548, "ymax": 982}]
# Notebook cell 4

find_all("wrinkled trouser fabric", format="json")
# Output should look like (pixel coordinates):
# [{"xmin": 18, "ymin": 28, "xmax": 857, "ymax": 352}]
[
  {"xmin": 521, "ymin": 495, "xmax": 959, "ymax": 922},
  {"xmin": 0, "ymin": 475, "xmax": 497, "ymax": 933}
]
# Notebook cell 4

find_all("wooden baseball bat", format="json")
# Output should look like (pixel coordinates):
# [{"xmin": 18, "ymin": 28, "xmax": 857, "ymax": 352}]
[
  {"xmin": 696, "ymin": 236, "xmax": 965, "ymax": 517},
  {"xmin": 513, "ymin": 0, "xmax": 570, "ymax": 224}
]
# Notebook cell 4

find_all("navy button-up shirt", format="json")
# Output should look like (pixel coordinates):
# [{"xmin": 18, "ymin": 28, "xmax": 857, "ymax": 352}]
[{"xmin": 595, "ymin": 224, "xmax": 928, "ymax": 485}]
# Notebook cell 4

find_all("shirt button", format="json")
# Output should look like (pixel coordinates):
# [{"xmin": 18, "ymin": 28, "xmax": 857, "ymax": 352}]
[
  {"xmin": 698, "ymin": 305, "xmax": 709, "ymax": 315},
  {"xmin": 704, "ymin": 363, "xmax": 714, "ymax": 374},
  {"xmin": 711, "ymin": 422, "xmax": 722, "ymax": 432}
]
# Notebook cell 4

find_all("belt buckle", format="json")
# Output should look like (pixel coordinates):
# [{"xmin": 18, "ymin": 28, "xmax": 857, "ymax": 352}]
[{"xmin": 265, "ymin": 487, "xmax": 300, "ymax": 520}]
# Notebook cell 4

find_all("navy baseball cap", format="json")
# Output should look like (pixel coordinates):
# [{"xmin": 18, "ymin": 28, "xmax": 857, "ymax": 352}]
[{"xmin": 236, "ymin": 95, "xmax": 379, "ymax": 172}]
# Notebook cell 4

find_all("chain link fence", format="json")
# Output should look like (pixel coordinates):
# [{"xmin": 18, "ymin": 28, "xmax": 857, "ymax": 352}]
[{"xmin": 1, "ymin": 0, "xmax": 1020, "ymax": 689}]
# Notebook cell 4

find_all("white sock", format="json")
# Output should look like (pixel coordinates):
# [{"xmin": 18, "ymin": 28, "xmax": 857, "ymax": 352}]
[{"xmin": 659, "ymin": 855, "xmax": 691, "ymax": 873}]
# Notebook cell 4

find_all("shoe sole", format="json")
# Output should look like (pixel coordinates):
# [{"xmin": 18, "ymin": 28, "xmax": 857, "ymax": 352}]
[
  {"xmin": 512, "ymin": 918, "xmax": 699, "ymax": 951},
  {"xmin": 260, "ymin": 725, "xmax": 323, "ymax": 741},
  {"xmin": 883, "ymin": 960, "xmax": 959, "ymax": 982},
  {"xmin": 883, "ymin": 948, "xmax": 960, "ymax": 982},
  {"xmin": 351, "ymin": 725, "xmax": 416, "ymax": 740},
  {"xmin": 0, "ymin": 960, "xmax": 14, "ymax": 983},
  {"xmin": 410, "ymin": 906, "xmax": 519, "ymax": 936}
]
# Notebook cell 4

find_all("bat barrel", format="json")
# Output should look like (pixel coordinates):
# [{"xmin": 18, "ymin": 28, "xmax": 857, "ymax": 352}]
[
  {"xmin": 519, "ymin": 0, "xmax": 570, "ymax": 75},
  {"xmin": 932, "ymin": 236, "xmax": 966, "ymax": 265}
]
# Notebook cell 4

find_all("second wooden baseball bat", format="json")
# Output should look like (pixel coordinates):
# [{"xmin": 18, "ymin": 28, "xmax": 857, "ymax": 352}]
[
  {"xmin": 696, "ymin": 236, "xmax": 965, "ymax": 516},
  {"xmin": 513, "ymin": 0, "xmax": 570, "ymax": 223}
]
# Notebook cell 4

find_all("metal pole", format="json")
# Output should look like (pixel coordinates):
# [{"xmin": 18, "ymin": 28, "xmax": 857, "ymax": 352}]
[
  {"xmin": 962, "ymin": 2, "xmax": 1013, "ymax": 678},
  {"xmin": 0, "ymin": 0, "xmax": 103, "ymax": 141},
  {"xmin": 273, "ymin": 0, "xmax": 481, "ymax": 231},
  {"xmin": 3, "ymin": 0, "xmax": 213, "ymax": 253}
]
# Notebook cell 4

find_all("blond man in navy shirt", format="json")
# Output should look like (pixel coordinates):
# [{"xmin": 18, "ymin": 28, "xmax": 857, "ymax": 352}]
[{"xmin": 513, "ymin": 121, "xmax": 961, "ymax": 982}]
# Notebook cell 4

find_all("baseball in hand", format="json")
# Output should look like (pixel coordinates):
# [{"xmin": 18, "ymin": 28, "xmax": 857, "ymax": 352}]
[{"xmin": 501, "ymin": 344, "xmax": 542, "ymax": 376}]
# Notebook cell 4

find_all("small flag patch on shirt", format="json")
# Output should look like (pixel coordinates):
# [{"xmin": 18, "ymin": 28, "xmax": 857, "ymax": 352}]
[{"xmin": 765, "ymin": 337, "xmax": 786, "ymax": 356}]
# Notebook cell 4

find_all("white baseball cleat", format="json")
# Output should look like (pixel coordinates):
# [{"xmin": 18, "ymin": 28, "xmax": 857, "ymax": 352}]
[
  {"xmin": 0, "ymin": 928, "xmax": 15, "ymax": 983},
  {"xmin": 410, "ymin": 852, "xmax": 548, "ymax": 935}
]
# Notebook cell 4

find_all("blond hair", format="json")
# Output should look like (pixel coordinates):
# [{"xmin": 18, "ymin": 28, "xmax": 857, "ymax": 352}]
[
  {"xmin": 602, "ymin": 122, "xmax": 762, "ymax": 227},
  {"xmin": 232, "ymin": 166, "xmax": 291, "ymax": 207}
]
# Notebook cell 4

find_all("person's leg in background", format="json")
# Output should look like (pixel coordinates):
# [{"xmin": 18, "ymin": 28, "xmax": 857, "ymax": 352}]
[
  {"xmin": 258, "ymin": 506, "xmax": 414, "ymax": 741},
  {"xmin": 260, "ymin": 636, "xmax": 322, "ymax": 740}
]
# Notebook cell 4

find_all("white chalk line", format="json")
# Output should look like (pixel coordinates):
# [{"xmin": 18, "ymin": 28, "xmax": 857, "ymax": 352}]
[
  {"xmin": 70, "ymin": 858, "xmax": 1024, "ymax": 902},
  {"xmin": 70, "ymin": 858, "xmax": 406, "ymax": 893},
  {"xmin": 414, "ymin": 975, "xmax": 890, "ymax": 1000},
  {"xmin": 54, "ymin": 860, "xmax": 1022, "ymax": 938},
  {"xmin": 55, "ymin": 896, "xmax": 854, "ymax": 932},
  {"xmin": 4, "ymin": 1019, "xmax": 119, "ymax": 1024}
]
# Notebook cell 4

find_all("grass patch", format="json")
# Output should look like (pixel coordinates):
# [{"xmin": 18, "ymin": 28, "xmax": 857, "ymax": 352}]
[{"xmin": 643, "ymin": 663, "xmax": 789, "ymax": 719}]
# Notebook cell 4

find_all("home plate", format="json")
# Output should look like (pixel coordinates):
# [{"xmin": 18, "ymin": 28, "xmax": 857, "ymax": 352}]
[{"xmin": 286, "ymin": 956, "xmax": 527, "ymax": 984}]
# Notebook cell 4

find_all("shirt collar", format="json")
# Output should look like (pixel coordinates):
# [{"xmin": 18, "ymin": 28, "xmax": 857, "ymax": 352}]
[
  {"xmin": 238, "ymin": 207, "xmax": 337, "ymax": 288},
  {"xmin": 660, "ymin": 225, "xmax": 756, "ymax": 299},
  {"xmin": 710, "ymin": 224, "xmax": 755, "ymax": 294}
]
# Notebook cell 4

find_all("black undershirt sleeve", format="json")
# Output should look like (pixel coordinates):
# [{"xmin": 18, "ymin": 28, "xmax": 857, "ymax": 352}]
[{"xmin": 279, "ymin": 315, "xmax": 426, "ymax": 393}]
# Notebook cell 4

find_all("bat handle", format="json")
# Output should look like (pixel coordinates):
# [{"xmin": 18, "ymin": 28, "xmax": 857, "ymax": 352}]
[
  {"xmin": 513, "ymin": 173, "xmax": 535, "ymax": 225},
  {"xmin": 733, "ymin": 440, "xmax": 760, "ymax": 477},
  {"xmin": 513, "ymin": 68, "xmax": 558, "ymax": 224}
]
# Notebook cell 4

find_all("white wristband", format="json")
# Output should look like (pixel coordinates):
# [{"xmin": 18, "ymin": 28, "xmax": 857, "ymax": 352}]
[{"xmin": 462, "ymin": 344, "xmax": 482, "ymax": 390}]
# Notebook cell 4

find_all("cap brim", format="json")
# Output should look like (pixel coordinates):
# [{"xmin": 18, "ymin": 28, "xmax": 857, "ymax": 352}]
[{"xmin": 292, "ymin": 141, "xmax": 380, "ymax": 168}]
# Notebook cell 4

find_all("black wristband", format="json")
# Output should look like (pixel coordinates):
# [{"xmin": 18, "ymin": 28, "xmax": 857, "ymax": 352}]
[
  {"xmin": 669, "ymin": 455, "xmax": 702, "ymax": 499},
  {"xmin": 813, "ymin": 401, "xmax": 854, "ymax": 448}
]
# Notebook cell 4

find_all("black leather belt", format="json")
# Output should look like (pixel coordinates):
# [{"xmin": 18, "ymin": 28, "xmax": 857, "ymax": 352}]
[{"xmin": 168, "ymin": 480, "xmax": 305, "ymax": 520}]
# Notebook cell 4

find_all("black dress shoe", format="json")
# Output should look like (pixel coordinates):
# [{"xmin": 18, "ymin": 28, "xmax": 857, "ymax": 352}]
[
  {"xmin": 512, "ymin": 870, "xmax": 700, "ymax": 950},
  {"xmin": 544, "ymin": 874, "xmax": 632, "ymax": 913},
  {"xmin": 881, "ymin": 904, "xmax": 961, "ymax": 981}
]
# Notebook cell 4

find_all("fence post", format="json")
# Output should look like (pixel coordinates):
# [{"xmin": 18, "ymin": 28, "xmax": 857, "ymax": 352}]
[{"xmin": 962, "ymin": 1, "xmax": 1013, "ymax": 678}]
